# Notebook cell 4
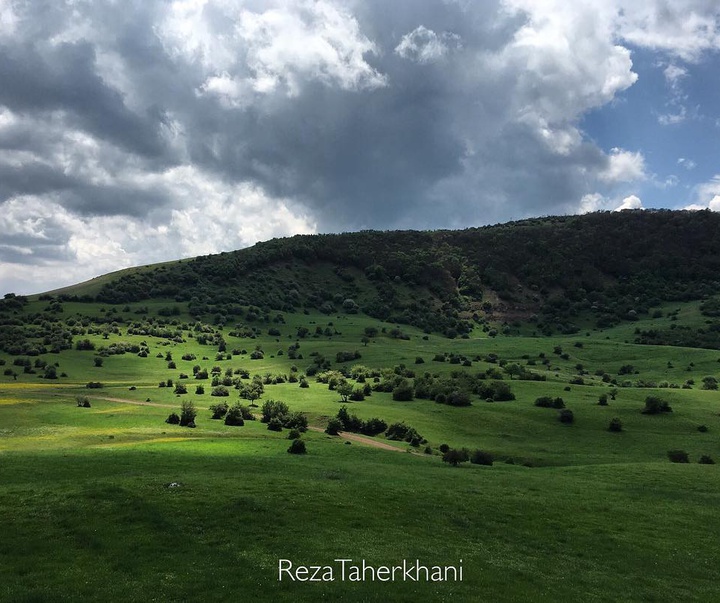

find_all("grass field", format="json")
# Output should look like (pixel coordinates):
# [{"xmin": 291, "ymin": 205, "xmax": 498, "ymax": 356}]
[{"xmin": 1, "ymin": 301, "xmax": 720, "ymax": 601}]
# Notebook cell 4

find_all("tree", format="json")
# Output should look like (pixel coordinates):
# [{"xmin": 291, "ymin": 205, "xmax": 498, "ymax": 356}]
[
  {"xmin": 504, "ymin": 363, "xmax": 522, "ymax": 380},
  {"xmin": 287, "ymin": 439, "xmax": 307, "ymax": 454},
  {"xmin": 337, "ymin": 380, "xmax": 353, "ymax": 403},
  {"xmin": 325, "ymin": 417, "xmax": 343, "ymax": 435},
  {"xmin": 642, "ymin": 396, "xmax": 672, "ymax": 415},
  {"xmin": 179, "ymin": 401, "xmax": 197, "ymax": 427},
  {"xmin": 93, "ymin": 357, "xmax": 104, "ymax": 367},
  {"xmin": 239, "ymin": 381, "xmax": 264, "ymax": 406},
  {"xmin": 702, "ymin": 376, "xmax": 718, "ymax": 390},
  {"xmin": 209, "ymin": 401, "xmax": 229, "ymax": 419},
  {"xmin": 442, "ymin": 448, "xmax": 469, "ymax": 467},
  {"xmin": 224, "ymin": 404, "xmax": 245, "ymax": 426}
]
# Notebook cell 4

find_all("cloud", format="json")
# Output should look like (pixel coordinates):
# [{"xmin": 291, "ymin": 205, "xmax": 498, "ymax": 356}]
[
  {"xmin": 614, "ymin": 194, "xmax": 643, "ymax": 211},
  {"xmin": 599, "ymin": 148, "xmax": 647, "ymax": 183},
  {"xmin": 2, "ymin": 0, "xmax": 720, "ymax": 294},
  {"xmin": 677, "ymin": 157, "xmax": 696, "ymax": 170},
  {"xmin": 395, "ymin": 26, "xmax": 461, "ymax": 63},
  {"xmin": 616, "ymin": 1, "xmax": 720, "ymax": 63}
]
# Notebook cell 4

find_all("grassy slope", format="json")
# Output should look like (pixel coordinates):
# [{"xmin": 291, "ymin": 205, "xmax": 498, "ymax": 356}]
[{"xmin": 1, "ymin": 302, "xmax": 720, "ymax": 601}]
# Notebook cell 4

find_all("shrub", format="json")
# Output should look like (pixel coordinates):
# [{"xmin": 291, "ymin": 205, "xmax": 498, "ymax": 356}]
[
  {"xmin": 698, "ymin": 424, "xmax": 709, "ymax": 433},
  {"xmin": 642, "ymin": 396, "xmax": 672, "ymax": 415},
  {"xmin": 76, "ymin": 396, "xmax": 91, "ymax": 408},
  {"xmin": 702, "ymin": 376, "xmax": 718, "ymax": 390},
  {"xmin": 165, "ymin": 412, "xmax": 180, "ymax": 424},
  {"xmin": 558, "ymin": 409, "xmax": 574, "ymax": 424},
  {"xmin": 179, "ymin": 401, "xmax": 197, "ymax": 427},
  {"xmin": 608, "ymin": 417, "xmax": 623, "ymax": 432},
  {"xmin": 667, "ymin": 450, "xmax": 689, "ymax": 463},
  {"xmin": 224, "ymin": 405, "xmax": 245, "ymax": 426},
  {"xmin": 392, "ymin": 381, "xmax": 414, "ymax": 401},
  {"xmin": 325, "ymin": 418, "xmax": 343, "ymax": 435},
  {"xmin": 470, "ymin": 450, "xmax": 493, "ymax": 466},
  {"xmin": 267, "ymin": 417, "xmax": 283, "ymax": 432},
  {"xmin": 699, "ymin": 455, "xmax": 715, "ymax": 464},
  {"xmin": 439, "ymin": 443, "xmax": 450, "ymax": 454},
  {"xmin": 85, "ymin": 382, "xmax": 103, "ymax": 389},
  {"xmin": 209, "ymin": 402, "xmax": 229, "ymax": 419},
  {"xmin": 535, "ymin": 396, "xmax": 565, "ymax": 409},
  {"xmin": 442, "ymin": 448, "xmax": 469, "ymax": 467},
  {"xmin": 174, "ymin": 383, "xmax": 187, "ymax": 395},
  {"xmin": 211, "ymin": 386, "xmax": 229, "ymax": 397},
  {"xmin": 261, "ymin": 399, "xmax": 289, "ymax": 423},
  {"xmin": 288, "ymin": 439, "xmax": 307, "ymax": 454},
  {"xmin": 446, "ymin": 390, "xmax": 472, "ymax": 407},
  {"xmin": 195, "ymin": 385, "xmax": 205, "ymax": 395},
  {"xmin": 283, "ymin": 411, "xmax": 308, "ymax": 432},
  {"xmin": 598, "ymin": 394, "xmax": 608, "ymax": 406},
  {"xmin": 287, "ymin": 429, "xmax": 301, "ymax": 440},
  {"xmin": 93, "ymin": 357, "xmax": 104, "ymax": 367},
  {"xmin": 238, "ymin": 405, "xmax": 256, "ymax": 421},
  {"xmin": 415, "ymin": 356, "xmax": 425, "ymax": 364},
  {"xmin": 360, "ymin": 417, "xmax": 388, "ymax": 436}
]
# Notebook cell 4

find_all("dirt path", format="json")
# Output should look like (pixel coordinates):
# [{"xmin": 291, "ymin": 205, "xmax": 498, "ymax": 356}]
[
  {"xmin": 92, "ymin": 396, "xmax": 176, "ymax": 408},
  {"xmin": 307, "ymin": 426, "xmax": 406, "ymax": 452}
]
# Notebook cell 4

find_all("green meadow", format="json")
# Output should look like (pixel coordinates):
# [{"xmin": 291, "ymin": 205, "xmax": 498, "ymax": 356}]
[{"xmin": 1, "ymin": 299, "xmax": 720, "ymax": 602}]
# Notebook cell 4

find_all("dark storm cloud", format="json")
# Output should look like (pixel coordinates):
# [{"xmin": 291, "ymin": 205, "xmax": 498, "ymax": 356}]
[{"xmin": 0, "ymin": 41, "xmax": 166, "ymax": 158}]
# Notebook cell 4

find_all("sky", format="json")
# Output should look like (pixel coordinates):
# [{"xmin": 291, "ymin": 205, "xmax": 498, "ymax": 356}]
[{"xmin": 1, "ymin": 0, "xmax": 720, "ymax": 295}]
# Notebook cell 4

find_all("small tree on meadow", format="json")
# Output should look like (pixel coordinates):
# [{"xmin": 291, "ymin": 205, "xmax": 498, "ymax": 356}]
[
  {"xmin": 179, "ymin": 400, "xmax": 197, "ymax": 427},
  {"xmin": 442, "ymin": 448, "xmax": 469, "ymax": 467}
]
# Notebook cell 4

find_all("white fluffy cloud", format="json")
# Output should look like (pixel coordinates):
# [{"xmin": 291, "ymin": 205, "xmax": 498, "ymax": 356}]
[{"xmin": 614, "ymin": 194, "xmax": 644, "ymax": 211}]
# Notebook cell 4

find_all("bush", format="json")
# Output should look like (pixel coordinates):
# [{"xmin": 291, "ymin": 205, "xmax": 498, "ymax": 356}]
[
  {"xmin": 470, "ymin": 450, "xmax": 493, "ymax": 466},
  {"xmin": 85, "ymin": 382, "xmax": 103, "ymax": 389},
  {"xmin": 699, "ymin": 455, "xmax": 715, "ymax": 464},
  {"xmin": 392, "ymin": 381, "xmax": 414, "ymax": 401},
  {"xmin": 642, "ymin": 396, "xmax": 672, "ymax": 415},
  {"xmin": 558, "ymin": 409, "xmax": 574, "ymax": 424},
  {"xmin": 261, "ymin": 399, "xmax": 289, "ymax": 423},
  {"xmin": 325, "ymin": 417, "xmax": 343, "ymax": 435},
  {"xmin": 76, "ymin": 396, "xmax": 91, "ymax": 408},
  {"xmin": 195, "ymin": 385, "xmax": 205, "ymax": 395},
  {"xmin": 209, "ymin": 402, "xmax": 229, "ymax": 419},
  {"xmin": 267, "ymin": 417, "xmax": 283, "ymax": 432},
  {"xmin": 360, "ymin": 417, "xmax": 387, "ymax": 436},
  {"xmin": 211, "ymin": 386, "xmax": 230, "ymax": 397},
  {"xmin": 535, "ymin": 396, "xmax": 565, "ymax": 409},
  {"xmin": 698, "ymin": 424, "xmax": 709, "ymax": 433},
  {"xmin": 174, "ymin": 383, "xmax": 187, "ymax": 394},
  {"xmin": 287, "ymin": 429, "xmax": 301, "ymax": 440},
  {"xmin": 608, "ymin": 417, "xmax": 623, "ymax": 432},
  {"xmin": 598, "ymin": 394, "xmax": 608, "ymax": 406},
  {"xmin": 179, "ymin": 401, "xmax": 197, "ymax": 427},
  {"xmin": 224, "ymin": 405, "xmax": 245, "ymax": 426},
  {"xmin": 667, "ymin": 449, "xmax": 689, "ymax": 463},
  {"xmin": 446, "ymin": 390, "xmax": 472, "ymax": 407},
  {"xmin": 288, "ymin": 439, "xmax": 307, "ymax": 454},
  {"xmin": 165, "ymin": 412, "xmax": 180, "ymax": 424},
  {"xmin": 442, "ymin": 448, "xmax": 469, "ymax": 467},
  {"xmin": 439, "ymin": 443, "xmax": 450, "ymax": 454}
]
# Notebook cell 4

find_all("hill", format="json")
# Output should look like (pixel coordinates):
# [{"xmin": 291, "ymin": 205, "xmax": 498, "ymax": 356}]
[
  {"xmin": 2, "ymin": 210, "xmax": 720, "ymax": 601},
  {"xmin": 16, "ymin": 208, "xmax": 720, "ymax": 345}
]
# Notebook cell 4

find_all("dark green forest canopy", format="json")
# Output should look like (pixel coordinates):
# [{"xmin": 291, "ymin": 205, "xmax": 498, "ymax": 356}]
[{"xmin": 13, "ymin": 209, "xmax": 720, "ymax": 338}]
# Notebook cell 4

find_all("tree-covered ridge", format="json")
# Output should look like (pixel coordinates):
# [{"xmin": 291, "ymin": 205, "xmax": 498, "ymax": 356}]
[{"xmin": 78, "ymin": 210, "xmax": 720, "ymax": 336}]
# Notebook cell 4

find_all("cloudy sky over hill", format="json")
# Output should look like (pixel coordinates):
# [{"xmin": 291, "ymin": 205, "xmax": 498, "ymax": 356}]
[{"xmin": 1, "ymin": 0, "xmax": 720, "ymax": 294}]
